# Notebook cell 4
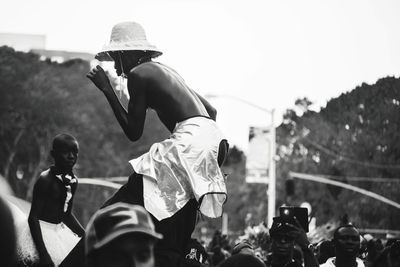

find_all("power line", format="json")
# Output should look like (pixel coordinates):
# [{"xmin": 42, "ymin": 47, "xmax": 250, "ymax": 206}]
[
  {"xmin": 315, "ymin": 174, "xmax": 400, "ymax": 183},
  {"xmin": 302, "ymin": 137, "xmax": 400, "ymax": 169},
  {"xmin": 289, "ymin": 172, "xmax": 400, "ymax": 209}
]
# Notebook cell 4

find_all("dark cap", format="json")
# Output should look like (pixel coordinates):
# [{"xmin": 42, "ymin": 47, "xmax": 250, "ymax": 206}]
[{"xmin": 85, "ymin": 203, "xmax": 162, "ymax": 255}]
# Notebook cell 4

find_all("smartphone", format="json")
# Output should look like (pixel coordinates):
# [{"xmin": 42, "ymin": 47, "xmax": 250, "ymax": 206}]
[{"xmin": 279, "ymin": 206, "xmax": 309, "ymax": 233}]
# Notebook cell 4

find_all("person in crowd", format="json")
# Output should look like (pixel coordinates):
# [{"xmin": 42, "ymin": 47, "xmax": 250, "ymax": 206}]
[
  {"xmin": 266, "ymin": 216, "xmax": 318, "ymax": 267},
  {"xmin": 87, "ymin": 21, "xmax": 229, "ymax": 267},
  {"xmin": 0, "ymin": 195, "xmax": 17, "ymax": 267},
  {"xmin": 232, "ymin": 240, "xmax": 255, "ymax": 256},
  {"xmin": 219, "ymin": 254, "xmax": 267, "ymax": 267},
  {"xmin": 28, "ymin": 133, "xmax": 84, "ymax": 266},
  {"xmin": 182, "ymin": 238, "xmax": 209, "ymax": 267},
  {"xmin": 320, "ymin": 223, "xmax": 364, "ymax": 267},
  {"xmin": 85, "ymin": 202, "xmax": 162, "ymax": 267},
  {"xmin": 210, "ymin": 245, "xmax": 227, "ymax": 266},
  {"xmin": 316, "ymin": 240, "xmax": 335, "ymax": 264},
  {"xmin": 372, "ymin": 240, "xmax": 400, "ymax": 267},
  {"xmin": 364, "ymin": 239, "xmax": 384, "ymax": 267}
]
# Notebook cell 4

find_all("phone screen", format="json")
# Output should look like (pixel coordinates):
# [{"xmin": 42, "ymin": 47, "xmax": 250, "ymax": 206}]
[{"xmin": 279, "ymin": 206, "xmax": 309, "ymax": 232}]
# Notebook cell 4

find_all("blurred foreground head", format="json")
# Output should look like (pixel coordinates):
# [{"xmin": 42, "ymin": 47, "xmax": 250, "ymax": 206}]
[
  {"xmin": 85, "ymin": 202, "xmax": 162, "ymax": 267},
  {"xmin": 219, "ymin": 254, "xmax": 266, "ymax": 267},
  {"xmin": 232, "ymin": 240, "xmax": 254, "ymax": 256},
  {"xmin": 0, "ymin": 196, "xmax": 16, "ymax": 267}
]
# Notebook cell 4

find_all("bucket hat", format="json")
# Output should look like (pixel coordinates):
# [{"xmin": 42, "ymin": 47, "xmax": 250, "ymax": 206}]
[
  {"xmin": 85, "ymin": 203, "xmax": 162, "ymax": 255},
  {"xmin": 95, "ymin": 21, "xmax": 162, "ymax": 61}
]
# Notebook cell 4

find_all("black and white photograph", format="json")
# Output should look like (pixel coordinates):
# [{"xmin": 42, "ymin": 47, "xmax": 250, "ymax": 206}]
[{"xmin": 1, "ymin": 1, "xmax": 399, "ymax": 266}]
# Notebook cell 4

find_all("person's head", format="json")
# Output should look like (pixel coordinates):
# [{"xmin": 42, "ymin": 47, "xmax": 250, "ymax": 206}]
[
  {"xmin": 332, "ymin": 224, "xmax": 360, "ymax": 259},
  {"xmin": 0, "ymin": 196, "xmax": 16, "ymax": 267},
  {"xmin": 232, "ymin": 240, "xmax": 254, "ymax": 256},
  {"xmin": 95, "ymin": 21, "xmax": 162, "ymax": 77},
  {"xmin": 51, "ymin": 133, "xmax": 79, "ymax": 173},
  {"xmin": 219, "ymin": 254, "xmax": 266, "ymax": 267},
  {"xmin": 269, "ymin": 217, "xmax": 297, "ymax": 258},
  {"xmin": 85, "ymin": 203, "xmax": 162, "ymax": 267}
]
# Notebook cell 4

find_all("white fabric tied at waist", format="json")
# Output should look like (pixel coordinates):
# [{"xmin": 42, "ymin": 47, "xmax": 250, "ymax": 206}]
[{"xmin": 129, "ymin": 116, "xmax": 227, "ymax": 221}]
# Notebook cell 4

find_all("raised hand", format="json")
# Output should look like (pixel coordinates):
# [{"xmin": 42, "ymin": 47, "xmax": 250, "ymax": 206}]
[
  {"xmin": 86, "ymin": 65, "xmax": 112, "ymax": 93},
  {"xmin": 286, "ymin": 217, "xmax": 310, "ymax": 250}
]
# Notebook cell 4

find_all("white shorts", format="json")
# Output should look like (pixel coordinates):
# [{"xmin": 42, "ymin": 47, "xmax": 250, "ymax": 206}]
[
  {"xmin": 15, "ymin": 218, "xmax": 80, "ymax": 266},
  {"xmin": 129, "ymin": 116, "xmax": 227, "ymax": 220}
]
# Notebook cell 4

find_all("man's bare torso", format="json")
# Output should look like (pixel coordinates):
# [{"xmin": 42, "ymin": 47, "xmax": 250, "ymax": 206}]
[{"xmin": 127, "ymin": 62, "xmax": 209, "ymax": 132}]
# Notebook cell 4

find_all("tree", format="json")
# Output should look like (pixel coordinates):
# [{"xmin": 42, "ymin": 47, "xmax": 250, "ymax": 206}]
[
  {"xmin": 276, "ymin": 79, "xmax": 400, "ymax": 229},
  {"xmin": 0, "ymin": 47, "xmax": 169, "ymax": 200}
]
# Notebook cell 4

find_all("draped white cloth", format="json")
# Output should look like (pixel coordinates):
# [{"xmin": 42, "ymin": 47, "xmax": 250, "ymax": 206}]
[{"xmin": 129, "ymin": 116, "xmax": 227, "ymax": 220}]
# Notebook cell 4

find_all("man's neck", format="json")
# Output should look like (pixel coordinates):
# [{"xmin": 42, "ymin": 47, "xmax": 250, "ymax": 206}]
[
  {"xmin": 334, "ymin": 255, "xmax": 358, "ymax": 267},
  {"xmin": 52, "ymin": 165, "xmax": 73, "ymax": 176},
  {"xmin": 271, "ymin": 254, "xmax": 292, "ymax": 267}
]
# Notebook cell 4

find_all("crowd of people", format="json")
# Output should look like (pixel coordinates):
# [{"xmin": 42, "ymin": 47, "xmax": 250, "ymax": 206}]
[{"xmin": 0, "ymin": 20, "xmax": 399, "ymax": 267}]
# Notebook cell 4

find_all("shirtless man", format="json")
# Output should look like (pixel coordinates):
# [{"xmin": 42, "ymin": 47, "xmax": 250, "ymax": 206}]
[
  {"xmin": 87, "ymin": 21, "xmax": 228, "ymax": 266},
  {"xmin": 28, "ymin": 134, "xmax": 84, "ymax": 267}
]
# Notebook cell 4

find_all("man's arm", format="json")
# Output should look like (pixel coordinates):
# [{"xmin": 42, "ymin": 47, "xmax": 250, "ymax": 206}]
[
  {"xmin": 87, "ymin": 66, "xmax": 131, "ymax": 139},
  {"xmin": 288, "ymin": 219, "xmax": 319, "ymax": 267},
  {"xmin": 126, "ymin": 71, "xmax": 147, "ymax": 141},
  {"xmin": 63, "ymin": 213, "xmax": 85, "ymax": 237},
  {"xmin": 87, "ymin": 65, "xmax": 147, "ymax": 142},
  {"xmin": 195, "ymin": 92, "xmax": 217, "ymax": 121},
  {"xmin": 28, "ymin": 178, "xmax": 54, "ymax": 266},
  {"xmin": 63, "ymin": 184, "xmax": 85, "ymax": 237}
]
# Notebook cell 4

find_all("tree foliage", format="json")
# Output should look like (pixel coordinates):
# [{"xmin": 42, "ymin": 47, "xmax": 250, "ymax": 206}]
[
  {"xmin": 1, "ymin": 46, "xmax": 399, "ymax": 232},
  {"xmin": 0, "ymin": 46, "xmax": 168, "ymax": 200},
  {"xmin": 276, "ymin": 78, "xmax": 400, "ymax": 230}
]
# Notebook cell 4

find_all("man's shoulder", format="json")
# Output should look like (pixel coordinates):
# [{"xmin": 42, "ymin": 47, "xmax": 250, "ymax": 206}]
[
  {"xmin": 356, "ymin": 258, "xmax": 365, "ymax": 267},
  {"xmin": 129, "ymin": 61, "xmax": 162, "ymax": 78},
  {"xmin": 320, "ymin": 257, "xmax": 335, "ymax": 267},
  {"xmin": 37, "ymin": 168, "xmax": 54, "ymax": 184}
]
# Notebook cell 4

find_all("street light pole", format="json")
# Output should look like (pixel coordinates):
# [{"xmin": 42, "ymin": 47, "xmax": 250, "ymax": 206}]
[
  {"xmin": 204, "ymin": 94, "xmax": 276, "ymax": 227},
  {"xmin": 268, "ymin": 109, "xmax": 276, "ymax": 227}
]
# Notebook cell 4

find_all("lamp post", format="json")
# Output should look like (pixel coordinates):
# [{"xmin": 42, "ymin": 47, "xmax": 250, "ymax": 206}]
[{"xmin": 205, "ymin": 94, "xmax": 276, "ymax": 227}]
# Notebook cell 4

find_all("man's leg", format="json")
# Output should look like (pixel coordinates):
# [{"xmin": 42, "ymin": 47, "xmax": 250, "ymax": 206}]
[
  {"xmin": 101, "ymin": 172, "xmax": 144, "ymax": 208},
  {"xmin": 151, "ymin": 199, "xmax": 198, "ymax": 267},
  {"xmin": 218, "ymin": 139, "xmax": 229, "ymax": 167},
  {"xmin": 101, "ymin": 172, "xmax": 197, "ymax": 267}
]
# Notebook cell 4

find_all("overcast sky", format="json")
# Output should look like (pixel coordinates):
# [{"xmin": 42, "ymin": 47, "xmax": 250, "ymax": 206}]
[{"xmin": 1, "ymin": 0, "xmax": 400, "ymax": 150}]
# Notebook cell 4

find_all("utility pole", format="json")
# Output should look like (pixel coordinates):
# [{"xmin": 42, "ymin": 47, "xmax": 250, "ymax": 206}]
[
  {"xmin": 205, "ymin": 94, "xmax": 276, "ymax": 227},
  {"xmin": 267, "ymin": 109, "xmax": 276, "ymax": 227}
]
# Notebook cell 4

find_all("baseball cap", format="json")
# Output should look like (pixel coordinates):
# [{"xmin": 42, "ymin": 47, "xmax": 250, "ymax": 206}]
[{"xmin": 85, "ymin": 202, "xmax": 162, "ymax": 255}]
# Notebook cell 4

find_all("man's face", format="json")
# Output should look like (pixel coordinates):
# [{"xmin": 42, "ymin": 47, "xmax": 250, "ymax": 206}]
[
  {"xmin": 109, "ymin": 51, "xmax": 124, "ymax": 77},
  {"xmin": 109, "ymin": 51, "xmax": 141, "ymax": 77},
  {"xmin": 334, "ymin": 227, "xmax": 360, "ymax": 257},
  {"xmin": 271, "ymin": 233, "xmax": 295, "ymax": 256},
  {"xmin": 94, "ymin": 234, "xmax": 155, "ymax": 267},
  {"xmin": 53, "ymin": 138, "xmax": 79, "ymax": 172}
]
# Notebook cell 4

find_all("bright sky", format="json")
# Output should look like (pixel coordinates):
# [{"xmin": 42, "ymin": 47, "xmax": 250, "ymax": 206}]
[{"xmin": 2, "ymin": 0, "xmax": 400, "ymax": 150}]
